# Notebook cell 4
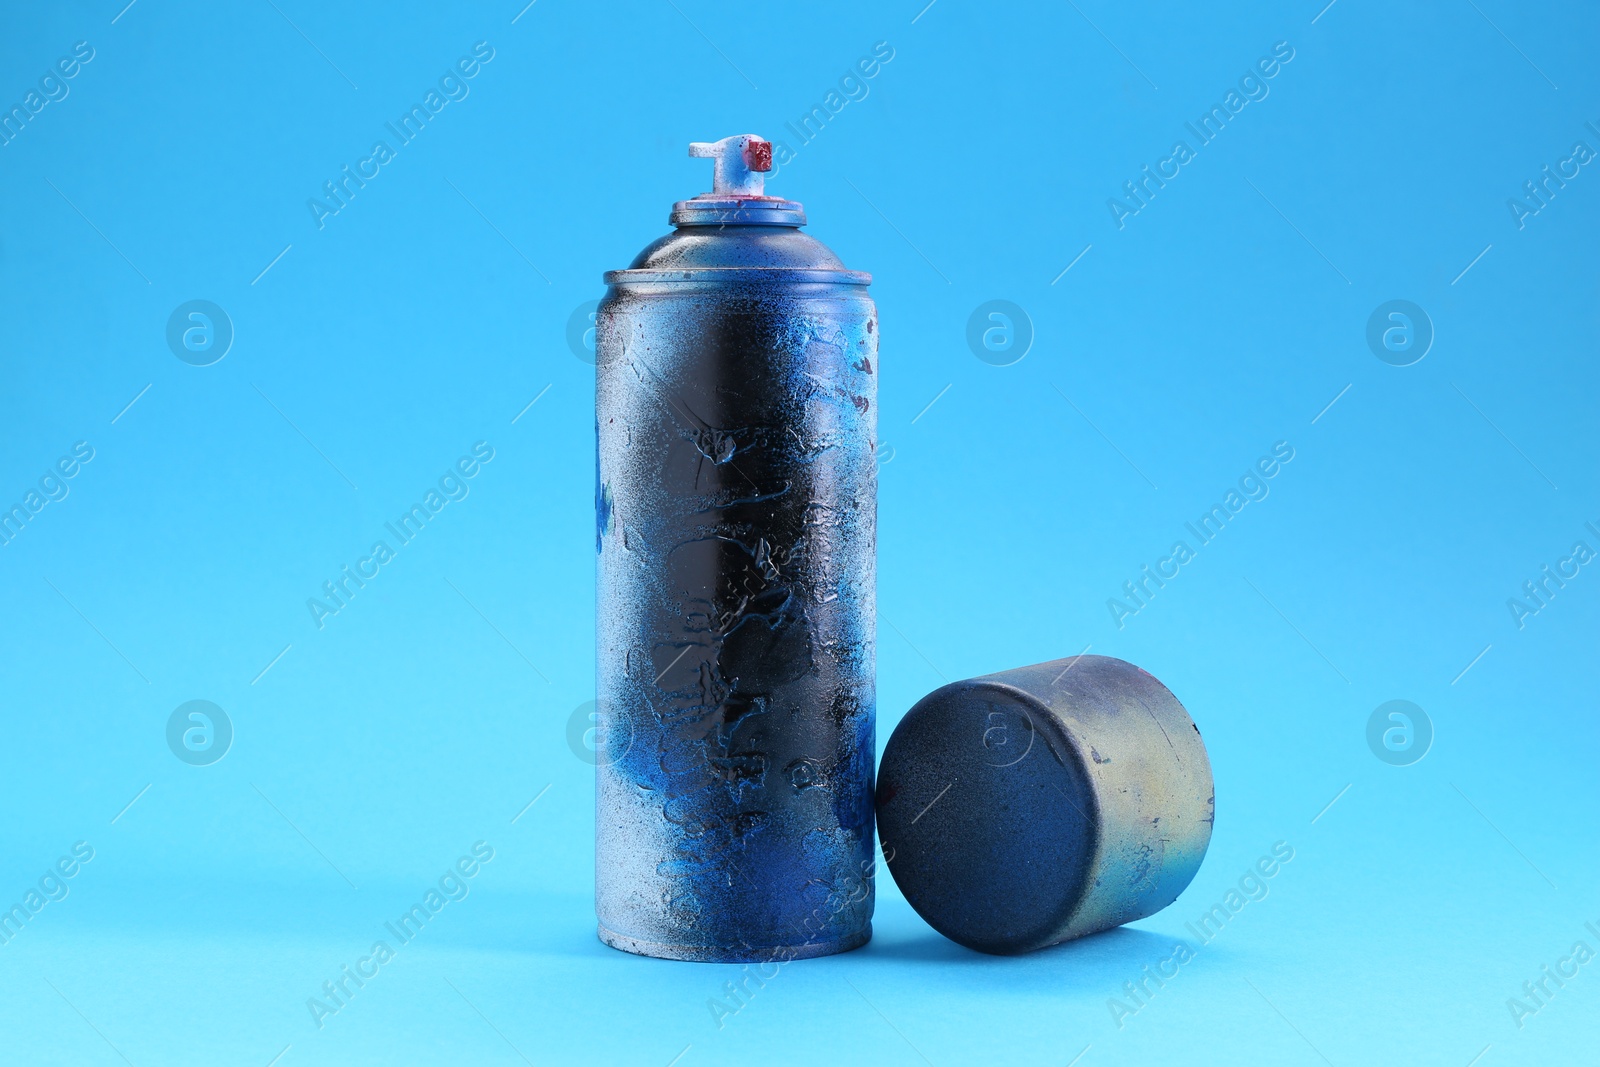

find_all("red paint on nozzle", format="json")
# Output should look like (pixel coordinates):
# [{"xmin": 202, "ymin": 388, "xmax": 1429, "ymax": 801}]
[{"xmin": 747, "ymin": 139, "xmax": 773, "ymax": 172}]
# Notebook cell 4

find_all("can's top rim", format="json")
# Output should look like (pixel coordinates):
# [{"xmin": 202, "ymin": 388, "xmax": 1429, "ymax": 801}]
[
  {"xmin": 604, "ymin": 267, "xmax": 871, "ymax": 286},
  {"xmin": 669, "ymin": 196, "xmax": 807, "ymax": 227}
]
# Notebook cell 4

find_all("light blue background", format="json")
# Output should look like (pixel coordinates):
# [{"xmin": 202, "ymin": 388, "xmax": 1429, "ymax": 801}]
[{"xmin": 1, "ymin": 0, "xmax": 1596, "ymax": 1063}]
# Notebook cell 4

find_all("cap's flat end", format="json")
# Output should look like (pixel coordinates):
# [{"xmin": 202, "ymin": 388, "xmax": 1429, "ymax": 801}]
[{"xmin": 877, "ymin": 656, "xmax": 1214, "ymax": 955}]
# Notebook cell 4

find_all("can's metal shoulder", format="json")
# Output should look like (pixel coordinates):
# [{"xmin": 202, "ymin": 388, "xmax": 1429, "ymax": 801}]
[{"xmin": 603, "ymin": 267, "xmax": 872, "ymax": 286}]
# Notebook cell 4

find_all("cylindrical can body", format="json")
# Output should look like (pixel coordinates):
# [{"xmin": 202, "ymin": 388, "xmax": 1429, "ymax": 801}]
[
  {"xmin": 875, "ymin": 655, "xmax": 1213, "ymax": 955},
  {"xmin": 595, "ymin": 264, "xmax": 877, "ymax": 962}
]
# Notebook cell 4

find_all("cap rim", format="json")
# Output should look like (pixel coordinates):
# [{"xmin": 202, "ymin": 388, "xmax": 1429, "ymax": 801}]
[{"xmin": 670, "ymin": 196, "xmax": 806, "ymax": 227}]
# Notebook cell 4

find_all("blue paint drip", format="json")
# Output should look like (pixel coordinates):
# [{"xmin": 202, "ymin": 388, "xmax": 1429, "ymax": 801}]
[{"xmin": 595, "ymin": 432, "xmax": 614, "ymax": 553}]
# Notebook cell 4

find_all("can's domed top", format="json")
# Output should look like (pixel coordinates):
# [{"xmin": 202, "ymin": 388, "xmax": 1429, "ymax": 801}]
[
  {"xmin": 604, "ymin": 134, "xmax": 869, "ymax": 285},
  {"xmin": 669, "ymin": 134, "xmax": 806, "ymax": 228}
]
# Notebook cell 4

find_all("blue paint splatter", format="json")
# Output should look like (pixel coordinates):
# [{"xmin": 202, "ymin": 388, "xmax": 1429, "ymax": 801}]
[{"xmin": 595, "ymin": 444, "xmax": 614, "ymax": 553}]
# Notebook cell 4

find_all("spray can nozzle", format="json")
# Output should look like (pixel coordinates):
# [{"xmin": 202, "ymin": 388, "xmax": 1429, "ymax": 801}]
[{"xmin": 688, "ymin": 134, "xmax": 773, "ymax": 197}]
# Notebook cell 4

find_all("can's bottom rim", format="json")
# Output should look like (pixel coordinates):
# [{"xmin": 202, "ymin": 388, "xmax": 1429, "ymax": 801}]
[{"xmin": 596, "ymin": 922, "xmax": 872, "ymax": 963}]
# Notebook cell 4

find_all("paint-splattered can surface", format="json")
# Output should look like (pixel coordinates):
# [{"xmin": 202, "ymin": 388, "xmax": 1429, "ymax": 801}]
[{"xmin": 595, "ymin": 135, "xmax": 877, "ymax": 962}]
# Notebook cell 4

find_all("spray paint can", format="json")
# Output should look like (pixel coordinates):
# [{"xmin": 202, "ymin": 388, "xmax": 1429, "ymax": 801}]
[{"xmin": 595, "ymin": 135, "xmax": 878, "ymax": 962}]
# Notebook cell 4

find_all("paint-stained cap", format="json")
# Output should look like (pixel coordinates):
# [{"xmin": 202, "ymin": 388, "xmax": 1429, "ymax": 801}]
[{"xmin": 874, "ymin": 655, "xmax": 1214, "ymax": 955}]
